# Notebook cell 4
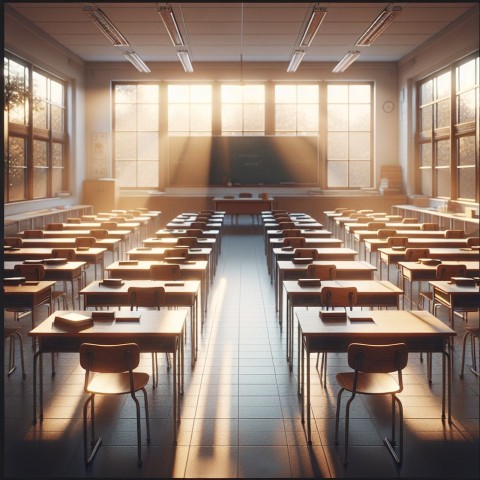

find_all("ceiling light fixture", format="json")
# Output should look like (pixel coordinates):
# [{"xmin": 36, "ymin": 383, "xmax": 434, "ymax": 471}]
[
  {"xmin": 355, "ymin": 6, "xmax": 402, "ymax": 46},
  {"xmin": 123, "ymin": 51, "xmax": 151, "ymax": 73},
  {"xmin": 287, "ymin": 50, "xmax": 306, "ymax": 73},
  {"xmin": 299, "ymin": 5, "xmax": 327, "ymax": 47},
  {"xmin": 177, "ymin": 49, "xmax": 193, "ymax": 73},
  {"xmin": 158, "ymin": 5, "xmax": 185, "ymax": 46},
  {"xmin": 332, "ymin": 50, "xmax": 360, "ymax": 73},
  {"xmin": 84, "ymin": 5, "xmax": 129, "ymax": 47}
]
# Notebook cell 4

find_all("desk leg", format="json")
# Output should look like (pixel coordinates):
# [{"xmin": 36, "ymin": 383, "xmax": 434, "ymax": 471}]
[
  {"xmin": 306, "ymin": 346, "xmax": 312, "ymax": 445},
  {"xmin": 173, "ymin": 348, "xmax": 177, "ymax": 444},
  {"xmin": 441, "ymin": 349, "xmax": 446, "ymax": 420},
  {"xmin": 286, "ymin": 297, "xmax": 290, "ymax": 362},
  {"xmin": 33, "ymin": 350, "xmax": 40, "ymax": 423}
]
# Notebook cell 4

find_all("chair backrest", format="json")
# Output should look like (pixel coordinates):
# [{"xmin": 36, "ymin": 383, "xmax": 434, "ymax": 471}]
[
  {"xmin": 436, "ymin": 263, "xmax": 467, "ymax": 280},
  {"xmin": 341, "ymin": 210, "xmax": 356, "ymax": 216},
  {"xmin": 349, "ymin": 213, "xmax": 361, "ymax": 219},
  {"xmin": 402, "ymin": 217, "xmax": 419, "ymax": 224},
  {"xmin": 75, "ymin": 237, "xmax": 97, "ymax": 247},
  {"xmin": 128, "ymin": 286, "xmax": 166, "ymax": 309},
  {"xmin": 201, "ymin": 209, "xmax": 215, "ymax": 215},
  {"xmin": 386, "ymin": 215, "xmax": 403, "ymax": 221},
  {"xmin": 165, "ymin": 247, "xmax": 189, "ymax": 258},
  {"xmin": 176, "ymin": 236, "xmax": 197, "ymax": 247},
  {"xmin": 334, "ymin": 207, "xmax": 348, "ymax": 213},
  {"xmin": 136, "ymin": 207, "xmax": 149, "ymax": 213},
  {"xmin": 356, "ymin": 216, "xmax": 371, "ymax": 223},
  {"xmin": 283, "ymin": 237, "xmax": 306, "ymax": 248},
  {"xmin": 367, "ymin": 222, "xmax": 387, "ymax": 231},
  {"xmin": 444, "ymin": 230, "xmax": 464, "ymax": 238},
  {"xmin": 100, "ymin": 222, "xmax": 118, "ymax": 230},
  {"xmin": 115, "ymin": 217, "xmax": 127, "ymax": 223},
  {"xmin": 186, "ymin": 229, "xmax": 203, "ymax": 238},
  {"xmin": 79, "ymin": 343, "xmax": 140, "ymax": 374},
  {"xmin": 239, "ymin": 192, "xmax": 252, "ymax": 198},
  {"xmin": 23, "ymin": 230, "xmax": 44, "ymax": 238},
  {"xmin": 278, "ymin": 221, "xmax": 295, "ymax": 229},
  {"xmin": 90, "ymin": 229, "xmax": 108, "ymax": 239},
  {"xmin": 420, "ymin": 223, "xmax": 439, "ymax": 231},
  {"xmin": 128, "ymin": 210, "xmax": 141, "ymax": 216},
  {"xmin": 357, "ymin": 209, "xmax": 374, "ymax": 214},
  {"xmin": 190, "ymin": 221, "xmax": 207, "ymax": 229},
  {"xmin": 66, "ymin": 217, "xmax": 82, "ymax": 224},
  {"xmin": 377, "ymin": 229, "xmax": 397, "ymax": 239},
  {"xmin": 307, "ymin": 264, "xmax": 336, "ymax": 280},
  {"xmin": 13, "ymin": 264, "xmax": 45, "ymax": 280},
  {"xmin": 45, "ymin": 223, "xmax": 64, "ymax": 231},
  {"xmin": 467, "ymin": 237, "xmax": 480, "ymax": 247},
  {"xmin": 282, "ymin": 229, "xmax": 302, "ymax": 238},
  {"xmin": 150, "ymin": 264, "xmax": 181, "ymax": 281},
  {"xmin": 321, "ymin": 286, "xmax": 357, "ymax": 309},
  {"xmin": 51, "ymin": 248, "xmax": 77, "ymax": 261},
  {"xmin": 388, "ymin": 236, "xmax": 408, "ymax": 247},
  {"xmin": 294, "ymin": 248, "xmax": 318, "ymax": 260},
  {"xmin": 405, "ymin": 248, "xmax": 430, "ymax": 262},
  {"xmin": 4, "ymin": 237, "xmax": 23, "ymax": 247},
  {"xmin": 347, "ymin": 343, "xmax": 408, "ymax": 375}
]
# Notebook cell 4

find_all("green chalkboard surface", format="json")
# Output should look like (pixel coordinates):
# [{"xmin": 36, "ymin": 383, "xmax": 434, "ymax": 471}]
[{"xmin": 168, "ymin": 136, "xmax": 319, "ymax": 186}]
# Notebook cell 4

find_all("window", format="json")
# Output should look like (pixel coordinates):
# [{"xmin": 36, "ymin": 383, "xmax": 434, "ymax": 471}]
[
  {"xmin": 275, "ymin": 85, "xmax": 319, "ymax": 135},
  {"xmin": 168, "ymin": 85, "xmax": 212, "ymax": 136},
  {"xmin": 4, "ymin": 54, "xmax": 67, "ymax": 203},
  {"xmin": 113, "ymin": 83, "xmax": 160, "ymax": 188},
  {"xmin": 221, "ymin": 84, "xmax": 265, "ymax": 135},
  {"xmin": 417, "ymin": 54, "xmax": 478, "ymax": 202},
  {"xmin": 326, "ymin": 84, "xmax": 373, "ymax": 188}
]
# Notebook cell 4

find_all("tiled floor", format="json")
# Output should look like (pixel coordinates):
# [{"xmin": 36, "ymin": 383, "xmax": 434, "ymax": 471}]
[{"xmin": 4, "ymin": 219, "xmax": 479, "ymax": 478}]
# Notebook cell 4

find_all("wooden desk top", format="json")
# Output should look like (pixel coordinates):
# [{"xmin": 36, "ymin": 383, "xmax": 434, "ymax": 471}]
[
  {"xmin": 18, "ymin": 237, "xmax": 120, "ymax": 250},
  {"xmin": 4, "ymin": 280, "xmax": 56, "ymax": 294},
  {"xmin": 142, "ymin": 238, "xmax": 216, "ymax": 246},
  {"xmin": 365, "ymin": 237, "xmax": 469, "ymax": 250},
  {"xmin": 273, "ymin": 247, "xmax": 356, "ymax": 259},
  {"xmin": 278, "ymin": 260, "xmax": 376, "ymax": 274},
  {"xmin": 63, "ymin": 221, "xmax": 141, "ymax": 230},
  {"xmin": 30, "ymin": 309, "xmax": 186, "ymax": 338},
  {"xmin": 4, "ymin": 261, "xmax": 86, "ymax": 274},
  {"xmin": 20, "ymin": 229, "xmax": 132, "ymax": 239},
  {"xmin": 81, "ymin": 279, "xmax": 200, "ymax": 295},
  {"xmin": 398, "ymin": 260, "xmax": 480, "ymax": 278},
  {"xmin": 345, "ymin": 223, "xmax": 424, "ymax": 233},
  {"xmin": 429, "ymin": 280, "xmax": 480, "ymax": 295},
  {"xmin": 379, "ymin": 247, "xmax": 479, "ymax": 260},
  {"xmin": 298, "ymin": 309, "xmax": 455, "ymax": 339},
  {"xmin": 107, "ymin": 260, "xmax": 208, "ymax": 274},
  {"xmin": 284, "ymin": 279, "xmax": 402, "ymax": 296},
  {"xmin": 3, "ymin": 247, "xmax": 106, "ymax": 261}
]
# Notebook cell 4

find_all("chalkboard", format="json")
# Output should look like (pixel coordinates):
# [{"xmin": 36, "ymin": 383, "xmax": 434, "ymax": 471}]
[{"xmin": 168, "ymin": 136, "xmax": 319, "ymax": 186}]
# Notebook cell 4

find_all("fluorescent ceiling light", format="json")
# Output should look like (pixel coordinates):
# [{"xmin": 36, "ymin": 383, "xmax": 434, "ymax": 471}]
[
  {"xmin": 177, "ymin": 50, "xmax": 193, "ymax": 73},
  {"xmin": 355, "ymin": 7, "xmax": 402, "ymax": 46},
  {"xmin": 159, "ymin": 5, "xmax": 185, "ymax": 46},
  {"xmin": 287, "ymin": 50, "xmax": 305, "ymax": 73},
  {"xmin": 123, "ymin": 51, "xmax": 151, "ymax": 73},
  {"xmin": 299, "ymin": 5, "xmax": 327, "ymax": 47},
  {"xmin": 84, "ymin": 5, "xmax": 129, "ymax": 47},
  {"xmin": 332, "ymin": 51, "xmax": 360, "ymax": 73}
]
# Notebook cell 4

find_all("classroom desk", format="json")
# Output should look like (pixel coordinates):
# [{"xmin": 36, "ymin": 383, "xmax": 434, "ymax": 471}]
[
  {"xmin": 429, "ymin": 280, "xmax": 480, "ymax": 331},
  {"xmin": 153, "ymin": 229, "xmax": 221, "ymax": 256},
  {"xmin": 80, "ymin": 280, "xmax": 201, "ymax": 367},
  {"xmin": 398, "ymin": 261, "xmax": 480, "ymax": 309},
  {"xmin": 297, "ymin": 309, "xmax": 455, "ymax": 444},
  {"xmin": 17, "ymin": 237, "xmax": 121, "ymax": 261},
  {"xmin": 166, "ymin": 220, "xmax": 222, "ymax": 231},
  {"xmin": 143, "ymin": 237, "xmax": 219, "ymax": 264},
  {"xmin": 345, "ymin": 223, "xmax": 425, "ymax": 249},
  {"xmin": 283, "ymin": 279, "xmax": 403, "ymax": 364},
  {"xmin": 364, "ymin": 236, "xmax": 469, "ymax": 263},
  {"xmin": 3, "ymin": 247, "xmax": 106, "ymax": 279},
  {"xmin": 276, "ymin": 260, "xmax": 376, "ymax": 314},
  {"xmin": 29, "ymin": 309, "xmax": 186, "ymax": 443},
  {"xmin": 4, "ymin": 281, "xmax": 55, "ymax": 331},
  {"xmin": 64, "ymin": 221, "xmax": 142, "ymax": 244},
  {"xmin": 106, "ymin": 259, "xmax": 209, "ymax": 310},
  {"xmin": 334, "ymin": 216, "xmax": 392, "ymax": 241},
  {"xmin": 213, "ymin": 197, "xmax": 274, "ymax": 219},
  {"xmin": 4, "ymin": 261, "xmax": 86, "ymax": 309},
  {"xmin": 269, "ymin": 244, "xmax": 355, "ymax": 280},
  {"xmin": 378, "ymin": 247, "xmax": 479, "ymax": 280}
]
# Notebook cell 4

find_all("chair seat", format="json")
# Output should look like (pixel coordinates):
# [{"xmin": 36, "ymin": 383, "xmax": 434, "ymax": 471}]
[
  {"xmin": 336, "ymin": 372, "xmax": 401, "ymax": 395},
  {"xmin": 87, "ymin": 371, "xmax": 150, "ymax": 395}
]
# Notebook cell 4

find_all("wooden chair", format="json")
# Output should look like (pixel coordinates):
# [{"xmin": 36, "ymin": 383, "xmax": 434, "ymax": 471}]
[
  {"xmin": 100, "ymin": 221, "xmax": 118, "ymax": 230},
  {"xmin": 317, "ymin": 286, "xmax": 358, "ymax": 384},
  {"xmin": 190, "ymin": 221, "xmax": 207, "ymax": 229},
  {"xmin": 90, "ymin": 229, "xmax": 108, "ymax": 240},
  {"xmin": 356, "ymin": 216, "xmax": 371, "ymax": 223},
  {"xmin": 283, "ymin": 237, "xmax": 306, "ymax": 248},
  {"xmin": 164, "ymin": 247, "xmax": 189, "ymax": 259},
  {"xmin": 4, "ymin": 325, "xmax": 26, "ymax": 378},
  {"xmin": 128, "ymin": 286, "xmax": 170, "ymax": 382},
  {"xmin": 306, "ymin": 264, "xmax": 336, "ymax": 280},
  {"xmin": 367, "ymin": 222, "xmax": 386, "ymax": 231},
  {"xmin": 23, "ymin": 230, "xmax": 44, "ymax": 238},
  {"xmin": 45, "ymin": 223, "xmax": 64, "ymax": 230},
  {"xmin": 335, "ymin": 343, "xmax": 408, "ymax": 464},
  {"xmin": 282, "ymin": 229, "xmax": 301, "ymax": 238},
  {"xmin": 294, "ymin": 248, "xmax": 318, "ymax": 260},
  {"xmin": 444, "ymin": 229, "xmax": 464, "ymax": 238},
  {"xmin": 150, "ymin": 264, "xmax": 181, "ymax": 281},
  {"xmin": 404, "ymin": 248, "xmax": 430, "ymax": 262},
  {"xmin": 176, "ymin": 236, "xmax": 197, "ymax": 247},
  {"xmin": 79, "ymin": 343, "xmax": 150, "ymax": 466},
  {"xmin": 66, "ymin": 217, "xmax": 82, "ymax": 223},
  {"xmin": 75, "ymin": 237, "xmax": 97, "ymax": 248},
  {"xmin": 377, "ymin": 229, "xmax": 397, "ymax": 239},
  {"xmin": 52, "ymin": 248, "xmax": 87, "ymax": 287},
  {"xmin": 401, "ymin": 217, "xmax": 418, "ymax": 224},
  {"xmin": 420, "ymin": 223, "xmax": 439, "ymax": 231},
  {"xmin": 278, "ymin": 221, "xmax": 295, "ymax": 229},
  {"xmin": 186, "ymin": 229, "xmax": 203, "ymax": 238},
  {"xmin": 4, "ymin": 237, "xmax": 23, "ymax": 247},
  {"xmin": 467, "ymin": 237, "xmax": 480, "ymax": 247},
  {"xmin": 388, "ymin": 236, "xmax": 408, "ymax": 247}
]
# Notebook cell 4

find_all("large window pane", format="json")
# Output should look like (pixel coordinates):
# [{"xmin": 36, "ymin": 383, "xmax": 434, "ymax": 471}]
[
  {"xmin": 436, "ymin": 139, "xmax": 450, "ymax": 166},
  {"xmin": 436, "ymin": 168, "xmax": 451, "ymax": 197},
  {"xmin": 421, "ymin": 168, "xmax": 432, "ymax": 196},
  {"xmin": 458, "ymin": 136, "xmax": 476, "ymax": 166},
  {"xmin": 6, "ymin": 136, "xmax": 27, "ymax": 202},
  {"xmin": 327, "ymin": 161, "xmax": 348, "ymax": 187},
  {"xmin": 420, "ymin": 143, "xmax": 432, "ymax": 167},
  {"xmin": 458, "ymin": 167, "xmax": 476, "ymax": 200}
]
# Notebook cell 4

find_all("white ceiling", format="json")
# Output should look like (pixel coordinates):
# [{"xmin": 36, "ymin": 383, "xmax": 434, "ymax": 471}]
[{"xmin": 6, "ymin": 2, "xmax": 478, "ymax": 66}]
